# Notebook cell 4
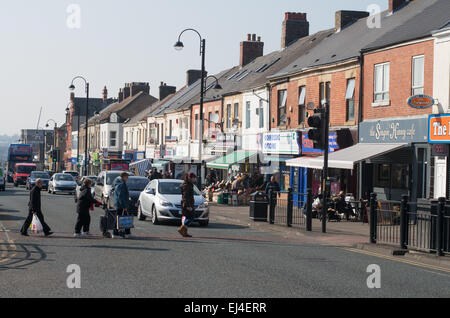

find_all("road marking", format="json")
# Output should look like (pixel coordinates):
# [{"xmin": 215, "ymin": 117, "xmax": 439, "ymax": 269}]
[
  {"xmin": 0, "ymin": 222, "xmax": 17, "ymax": 264},
  {"xmin": 344, "ymin": 247, "xmax": 450, "ymax": 274}
]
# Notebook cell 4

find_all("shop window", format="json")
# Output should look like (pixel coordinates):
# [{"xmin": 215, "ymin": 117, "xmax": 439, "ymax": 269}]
[
  {"xmin": 278, "ymin": 90, "xmax": 287, "ymax": 126},
  {"xmin": 226, "ymin": 104, "xmax": 232, "ymax": 129},
  {"xmin": 246, "ymin": 101, "xmax": 251, "ymax": 129},
  {"xmin": 259, "ymin": 99, "xmax": 264, "ymax": 129},
  {"xmin": 109, "ymin": 131, "xmax": 117, "ymax": 147}
]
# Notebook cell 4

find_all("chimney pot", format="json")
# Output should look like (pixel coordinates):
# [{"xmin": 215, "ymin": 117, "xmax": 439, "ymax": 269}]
[
  {"xmin": 252, "ymin": 34, "xmax": 256, "ymax": 41},
  {"xmin": 247, "ymin": 34, "xmax": 251, "ymax": 41},
  {"xmin": 281, "ymin": 12, "xmax": 309, "ymax": 49}
]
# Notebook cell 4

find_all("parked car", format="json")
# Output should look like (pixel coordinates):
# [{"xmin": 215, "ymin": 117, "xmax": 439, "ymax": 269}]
[
  {"xmin": 0, "ymin": 167, "xmax": 5, "ymax": 191},
  {"xmin": 106, "ymin": 176, "xmax": 149, "ymax": 214},
  {"xmin": 63, "ymin": 170, "xmax": 80, "ymax": 182},
  {"xmin": 26, "ymin": 171, "xmax": 51, "ymax": 190},
  {"xmin": 94, "ymin": 170, "xmax": 134, "ymax": 207},
  {"xmin": 48, "ymin": 173, "xmax": 77, "ymax": 195},
  {"xmin": 74, "ymin": 176, "xmax": 97, "ymax": 203},
  {"xmin": 137, "ymin": 179, "xmax": 209, "ymax": 226}
]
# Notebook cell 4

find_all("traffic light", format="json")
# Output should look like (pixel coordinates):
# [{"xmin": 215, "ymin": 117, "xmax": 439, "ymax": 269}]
[
  {"xmin": 307, "ymin": 108, "xmax": 327, "ymax": 150},
  {"xmin": 51, "ymin": 150, "xmax": 60, "ymax": 163}
]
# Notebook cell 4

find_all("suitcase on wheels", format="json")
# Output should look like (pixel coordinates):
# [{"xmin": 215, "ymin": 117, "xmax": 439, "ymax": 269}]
[{"xmin": 99, "ymin": 209, "xmax": 117, "ymax": 232}]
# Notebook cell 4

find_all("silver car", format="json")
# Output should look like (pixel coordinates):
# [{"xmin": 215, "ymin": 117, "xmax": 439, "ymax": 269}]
[
  {"xmin": 48, "ymin": 173, "xmax": 77, "ymax": 195},
  {"xmin": 137, "ymin": 179, "xmax": 209, "ymax": 226}
]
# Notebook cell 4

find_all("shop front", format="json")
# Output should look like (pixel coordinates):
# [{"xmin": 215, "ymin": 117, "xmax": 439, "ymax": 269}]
[{"xmin": 428, "ymin": 114, "xmax": 450, "ymax": 198}]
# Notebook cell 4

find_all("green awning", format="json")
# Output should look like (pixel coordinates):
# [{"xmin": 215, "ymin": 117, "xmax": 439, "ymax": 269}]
[{"xmin": 206, "ymin": 150, "xmax": 258, "ymax": 170}]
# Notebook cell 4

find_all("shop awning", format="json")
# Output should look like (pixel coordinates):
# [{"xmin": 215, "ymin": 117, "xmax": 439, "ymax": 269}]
[
  {"xmin": 286, "ymin": 143, "xmax": 409, "ymax": 170},
  {"xmin": 129, "ymin": 158, "xmax": 151, "ymax": 176},
  {"xmin": 206, "ymin": 150, "xmax": 258, "ymax": 170},
  {"xmin": 151, "ymin": 160, "xmax": 170, "ymax": 169}
]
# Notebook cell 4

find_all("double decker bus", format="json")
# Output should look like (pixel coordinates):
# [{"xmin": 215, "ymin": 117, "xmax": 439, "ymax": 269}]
[{"xmin": 7, "ymin": 144, "xmax": 33, "ymax": 183}]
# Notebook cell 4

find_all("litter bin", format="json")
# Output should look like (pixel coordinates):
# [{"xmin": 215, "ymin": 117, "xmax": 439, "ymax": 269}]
[
  {"xmin": 223, "ymin": 192, "xmax": 229, "ymax": 205},
  {"xmin": 250, "ymin": 192, "xmax": 268, "ymax": 222}
]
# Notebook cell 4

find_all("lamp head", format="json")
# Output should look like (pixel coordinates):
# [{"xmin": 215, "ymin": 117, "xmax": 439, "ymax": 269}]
[
  {"xmin": 214, "ymin": 83, "xmax": 222, "ymax": 90},
  {"xmin": 69, "ymin": 84, "xmax": 76, "ymax": 91},
  {"xmin": 174, "ymin": 41, "xmax": 184, "ymax": 51},
  {"xmin": 45, "ymin": 124, "xmax": 49, "ymax": 128}
]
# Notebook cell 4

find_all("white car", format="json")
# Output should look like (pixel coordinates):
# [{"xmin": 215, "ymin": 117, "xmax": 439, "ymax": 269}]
[
  {"xmin": 137, "ymin": 179, "xmax": 209, "ymax": 226},
  {"xmin": 94, "ymin": 170, "xmax": 133, "ymax": 207},
  {"xmin": 48, "ymin": 173, "xmax": 77, "ymax": 195}
]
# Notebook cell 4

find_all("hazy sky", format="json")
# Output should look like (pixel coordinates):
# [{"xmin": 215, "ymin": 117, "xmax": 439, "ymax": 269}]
[{"xmin": 0, "ymin": 0, "xmax": 387, "ymax": 135}]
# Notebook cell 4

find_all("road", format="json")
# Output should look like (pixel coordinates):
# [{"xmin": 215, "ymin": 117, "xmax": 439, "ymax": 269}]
[{"xmin": 0, "ymin": 185, "xmax": 449, "ymax": 298}]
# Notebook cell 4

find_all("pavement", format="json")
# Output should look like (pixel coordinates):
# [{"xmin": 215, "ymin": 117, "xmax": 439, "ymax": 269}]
[{"xmin": 0, "ymin": 185, "xmax": 449, "ymax": 298}]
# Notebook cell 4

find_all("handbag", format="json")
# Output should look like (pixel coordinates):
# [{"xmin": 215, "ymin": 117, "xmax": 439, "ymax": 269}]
[
  {"xmin": 31, "ymin": 214, "xmax": 43, "ymax": 234},
  {"xmin": 116, "ymin": 211, "xmax": 134, "ymax": 230}
]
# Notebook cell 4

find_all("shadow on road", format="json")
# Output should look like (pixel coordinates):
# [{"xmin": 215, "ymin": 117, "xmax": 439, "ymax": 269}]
[
  {"xmin": 0, "ymin": 242, "xmax": 51, "ymax": 272},
  {"xmin": 82, "ymin": 245, "xmax": 169, "ymax": 252}
]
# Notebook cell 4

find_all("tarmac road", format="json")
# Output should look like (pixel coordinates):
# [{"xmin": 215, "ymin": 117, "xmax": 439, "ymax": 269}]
[{"xmin": 0, "ymin": 185, "xmax": 449, "ymax": 298}]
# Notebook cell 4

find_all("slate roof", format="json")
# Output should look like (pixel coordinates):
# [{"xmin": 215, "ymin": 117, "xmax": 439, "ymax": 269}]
[
  {"xmin": 271, "ymin": 0, "xmax": 450, "ymax": 79},
  {"xmin": 124, "ymin": 93, "xmax": 176, "ymax": 126}
]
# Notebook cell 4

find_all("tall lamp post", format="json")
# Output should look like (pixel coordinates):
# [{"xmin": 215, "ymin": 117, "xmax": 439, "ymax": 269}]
[
  {"xmin": 69, "ymin": 76, "xmax": 89, "ymax": 176},
  {"xmin": 174, "ymin": 33, "xmax": 222, "ymax": 187},
  {"xmin": 45, "ymin": 119, "xmax": 58, "ymax": 172}
]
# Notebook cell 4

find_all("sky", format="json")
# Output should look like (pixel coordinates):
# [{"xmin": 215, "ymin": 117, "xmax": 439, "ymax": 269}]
[{"xmin": 0, "ymin": 0, "xmax": 387, "ymax": 135}]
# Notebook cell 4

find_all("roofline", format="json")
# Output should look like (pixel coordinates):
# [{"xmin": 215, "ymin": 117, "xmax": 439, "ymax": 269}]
[{"xmin": 361, "ymin": 35, "xmax": 433, "ymax": 54}]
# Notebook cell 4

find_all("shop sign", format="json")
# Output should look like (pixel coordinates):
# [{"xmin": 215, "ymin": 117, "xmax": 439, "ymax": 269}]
[
  {"xmin": 407, "ymin": 95, "xmax": 435, "ymax": 109},
  {"xmin": 302, "ymin": 133, "xmax": 338, "ymax": 154},
  {"xmin": 135, "ymin": 152, "xmax": 145, "ymax": 161},
  {"xmin": 431, "ymin": 144, "xmax": 449, "ymax": 157},
  {"xmin": 360, "ymin": 117, "xmax": 428, "ymax": 143},
  {"xmin": 263, "ymin": 131, "xmax": 301, "ymax": 155},
  {"xmin": 429, "ymin": 114, "xmax": 450, "ymax": 144}
]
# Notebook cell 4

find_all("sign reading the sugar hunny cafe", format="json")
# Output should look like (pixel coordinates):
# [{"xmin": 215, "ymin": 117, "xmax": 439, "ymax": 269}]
[
  {"xmin": 429, "ymin": 114, "xmax": 450, "ymax": 144},
  {"xmin": 359, "ymin": 117, "xmax": 429, "ymax": 143}
]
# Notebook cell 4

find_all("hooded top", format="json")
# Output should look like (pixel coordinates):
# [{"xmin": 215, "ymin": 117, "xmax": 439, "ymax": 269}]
[
  {"xmin": 113, "ymin": 177, "xmax": 130, "ymax": 210},
  {"xmin": 180, "ymin": 180, "xmax": 195, "ymax": 218}
]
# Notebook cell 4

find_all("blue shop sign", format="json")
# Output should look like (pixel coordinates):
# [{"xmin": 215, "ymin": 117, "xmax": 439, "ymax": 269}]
[
  {"xmin": 302, "ymin": 133, "xmax": 338, "ymax": 154},
  {"xmin": 359, "ymin": 117, "xmax": 428, "ymax": 143},
  {"xmin": 71, "ymin": 157, "xmax": 77, "ymax": 165}
]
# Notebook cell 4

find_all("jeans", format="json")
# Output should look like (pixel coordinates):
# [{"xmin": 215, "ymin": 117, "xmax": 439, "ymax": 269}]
[
  {"xmin": 75, "ymin": 212, "xmax": 90, "ymax": 234},
  {"xmin": 182, "ymin": 216, "xmax": 193, "ymax": 227}
]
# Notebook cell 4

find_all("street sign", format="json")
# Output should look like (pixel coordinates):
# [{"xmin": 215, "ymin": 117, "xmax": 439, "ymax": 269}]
[{"xmin": 429, "ymin": 114, "xmax": 450, "ymax": 143}]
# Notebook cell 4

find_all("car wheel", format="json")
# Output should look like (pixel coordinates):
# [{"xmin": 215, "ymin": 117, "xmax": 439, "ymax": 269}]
[
  {"xmin": 200, "ymin": 221, "xmax": 209, "ymax": 227},
  {"xmin": 138, "ymin": 203, "xmax": 146, "ymax": 221},
  {"xmin": 151, "ymin": 205, "xmax": 159, "ymax": 225}
]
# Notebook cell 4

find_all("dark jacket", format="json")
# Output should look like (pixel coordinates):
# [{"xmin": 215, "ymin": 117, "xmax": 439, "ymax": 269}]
[
  {"xmin": 113, "ymin": 177, "xmax": 130, "ymax": 210},
  {"xmin": 265, "ymin": 181, "xmax": 280, "ymax": 197},
  {"xmin": 181, "ymin": 180, "xmax": 195, "ymax": 218},
  {"xmin": 76, "ymin": 185, "xmax": 97, "ymax": 214},
  {"xmin": 28, "ymin": 185, "xmax": 41, "ymax": 213}
]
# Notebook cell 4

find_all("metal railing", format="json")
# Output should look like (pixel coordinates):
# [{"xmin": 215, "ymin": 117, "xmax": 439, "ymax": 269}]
[
  {"xmin": 268, "ymin": 189, "xmax": 312, "ymax": 231},
  {"xmin": 370, "ymin": 194, "xmax": 449, "ymax": 256}
]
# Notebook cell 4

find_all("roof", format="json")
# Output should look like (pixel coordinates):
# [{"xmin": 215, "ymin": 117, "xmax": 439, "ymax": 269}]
[
  {"xmin": 124, "ymin": 93, "xmax": 176, "ymax": 126},
  {"xmin": 271, "ymin": 0, "xmax": 450, "ymax": 79},
  {"xmin": 363, "ymin": 0, "xmax": 450, "ymax": 51},
  {"xmin": 71, "ymin": 97, "xmax": 115, "ymax": 130}
]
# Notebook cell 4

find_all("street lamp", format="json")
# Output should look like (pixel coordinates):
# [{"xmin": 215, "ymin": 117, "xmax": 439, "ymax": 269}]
[
  {"xmin": 174, "ymin": 30, "xmax": 221, "ymax": 188},
  {"xmin": 45, "ymin": 119, "xmax": 58, "ymax": 172},
  {"xmin": 69, "ymin": 76, "xmax": 89, "ymax": 176}
]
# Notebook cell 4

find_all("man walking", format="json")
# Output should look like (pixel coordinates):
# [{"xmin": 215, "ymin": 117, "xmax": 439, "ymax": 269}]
[
  {"xmin": 21, "ymin": 179, "xmax": 53, "ymax": 237},
  {"xmin": 179, "ymin": 172, "xmax": 196, "ymax": 238},
  {"xmin": 113, "ymin": 172, "xmax": 132, "ymax": 238}
]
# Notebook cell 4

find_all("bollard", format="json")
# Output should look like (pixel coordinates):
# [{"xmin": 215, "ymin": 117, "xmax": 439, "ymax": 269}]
[
  {"xmin": 269, "ymin": 190, "xmax": 275, "ymax": 224},
  {"xmin": 306, "ymin": 189, "xmax": 312, "ymax": 232},
  {"xmin": 437, "ymin": 197, "xmax": 445, "ymax": 256},
  {"xmin": 400, "ymin": 195, "xmax": 408, "ymax": 250},
  {"xmin": 287, "ymin": 188, "xmax": 293, "ymax": 227},
  {"xmin": 370, "ymin": 193, "xmax": 378, "ymax": 244}
]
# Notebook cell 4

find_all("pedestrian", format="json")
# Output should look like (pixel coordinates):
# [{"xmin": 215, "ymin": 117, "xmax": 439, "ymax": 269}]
[
  {"xmin": 21, "ymin": 179, "xmax": 53, "ymax": 237},
  {"xmin": 265, "ymin": 176, "xmax": 281, "ymax": 203},
  {"xmin": 164, "ymin": 171, "xmax": 172, "ymax": 179},
  {"xmin": 74, "ymin": 178, "xmax": 98, "ymax": 237},
  {"xmin": 158, "ymin": 170, "xmax": 164, "ymax": 179},
  {"xmin": 150, "ymin": 168, "xmax": 158, "ymax": 180},
  {"xmin": 113, "ymin": 172, "xmax": 132, "ymax": 238},
  {"xmin": 178, "ymin": 172, "xmax": 196, "ymax": 238}
]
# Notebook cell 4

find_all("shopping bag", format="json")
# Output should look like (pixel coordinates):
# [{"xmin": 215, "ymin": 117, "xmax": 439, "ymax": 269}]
[
  {"xmin": 31, "ymin": 214, "xmax": 43, "ymax": 234},
  {"xmin": 116, "ymin": 215, "xmax": 134, "ymax": 230}
]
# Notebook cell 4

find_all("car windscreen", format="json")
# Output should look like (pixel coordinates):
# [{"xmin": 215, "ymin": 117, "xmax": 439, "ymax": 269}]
[
  {"xmin": 127, "ymin": 178, "xmax": 149, "ymax": 191},
  {"xmin": 31, "ymin": 173, "xmax": 50, "ymax": 179},
  {"xmin": 55, "ymin": 174, "xmax": 74, "ymax": 181},
  {"xmin": 158, "ymin": 182, "xmax": 202, "ymax": 196},
  {"xmin": 106, "ymin": 173, "xmax": 121, "ymax": 185},
  {"xmin": 17, "ymin": 166, "xmax": 36, "ymax": 174}
]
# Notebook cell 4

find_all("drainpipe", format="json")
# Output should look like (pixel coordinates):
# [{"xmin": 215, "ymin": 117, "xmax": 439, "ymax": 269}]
[{"xmin": 357, "ymin": 52, "xmax": 364, "ymax": 200}]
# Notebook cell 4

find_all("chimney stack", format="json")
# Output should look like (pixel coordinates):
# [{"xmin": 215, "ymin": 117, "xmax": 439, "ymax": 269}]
[
  {"xmin": 102, "ymin": 86, "xmax": 108, "ymax": 102},
  {"xmin": 335, "ymin": 10, "xmax": 369, "ymax": 31},
  {"xmin": 240, "ymin": 34, "xmax": 264, "ymax": 67},
  {"xmin": 281, "ymin": 12, "xmax": 309, "ymax": 49},
  {"xmin": 389, "ymin": 0, "xmax": 410, "ymax": 13},
  {"xmin": 118, "ymin": 89, "xmax": 124, "ymax": 103},
  {"xmin": 159, "ymin": 82, "xmax": 176, "ymax": 101},
  {"xmin": 186, "ymin": 70, "xmax": 206, "ymax": 86},
  {"xmin": 129, "ymin": 82, "xmax": 150, "ymax": 96}
]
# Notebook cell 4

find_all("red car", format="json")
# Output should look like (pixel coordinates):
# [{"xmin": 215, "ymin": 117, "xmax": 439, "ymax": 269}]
[{"xmin": 14, "ymin": 163, "xmax": 37, "ymax": 187}]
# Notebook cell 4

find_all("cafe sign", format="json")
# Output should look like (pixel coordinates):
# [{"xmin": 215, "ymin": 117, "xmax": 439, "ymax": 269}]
[
  {"xmin": 359, "ymin": 117, "xmax": 428, "ymax": 144},
  {"xmin": 407, "ymin": 95, "xmax": 435, "ymax": 109},
  {"xmin": 429, "ymin": 114, "xmax": 450, "ymax": 144}
]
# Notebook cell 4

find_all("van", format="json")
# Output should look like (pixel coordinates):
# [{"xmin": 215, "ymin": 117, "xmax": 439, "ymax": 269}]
[{"xmin": 94, "ymin": 171, "xmax": 133, "ymax": 206}]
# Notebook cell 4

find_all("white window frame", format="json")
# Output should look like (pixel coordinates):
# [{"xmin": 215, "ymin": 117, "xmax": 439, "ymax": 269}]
[
  {"xmin": 246, "ymin": 101, "xmax": 251, "ymax": 129},
  {"xmin": 374, "ymin": 62, "xmax": 390, "ymax": 103},
  {"xmin": 110, "ymin": 131, "xmax": 117, "ymax": 148},
  {"xmin": 412, "ymin": 55, "xmax": 424, "ymax": 96}
]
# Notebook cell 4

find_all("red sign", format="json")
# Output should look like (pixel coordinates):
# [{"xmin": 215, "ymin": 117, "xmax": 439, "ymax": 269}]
[{"xmin": 408, "ymin": 95, "xmax": 435, "ymax": 109}]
